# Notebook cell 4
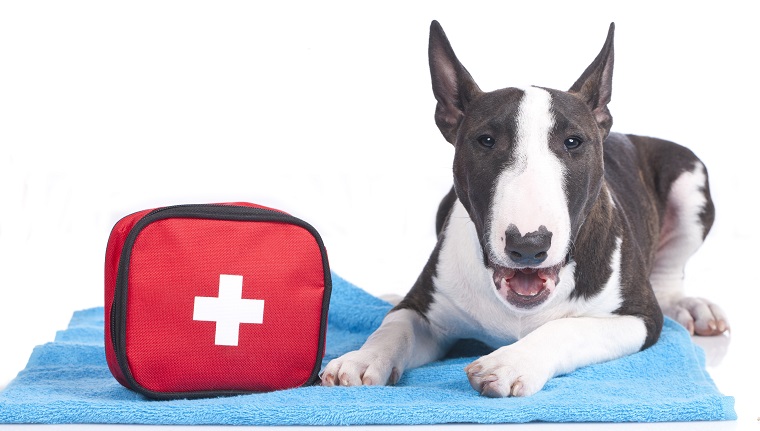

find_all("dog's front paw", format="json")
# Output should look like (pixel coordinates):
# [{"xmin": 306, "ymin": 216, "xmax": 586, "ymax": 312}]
[
  {"xmin": 321, "ymin": 349, "xmax": 402, "ymax": 387},
  {"xmin": 465, "ymin": 345, "xmax": 552, "ymax": 397},
  {"xmin": 662, "ymin": 296, "xmax": 729, "ymax": 336}
]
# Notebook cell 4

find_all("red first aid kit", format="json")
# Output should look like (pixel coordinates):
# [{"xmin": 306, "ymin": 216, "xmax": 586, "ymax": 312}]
[{"xmin": 104, "ymin": 203, "xmax": 331, "ymax": 399}]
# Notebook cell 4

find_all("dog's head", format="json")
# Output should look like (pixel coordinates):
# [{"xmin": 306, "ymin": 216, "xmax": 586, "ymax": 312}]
[{"xmin": 429, "ymin": 21, "xmax": 614, "ymax": 310}]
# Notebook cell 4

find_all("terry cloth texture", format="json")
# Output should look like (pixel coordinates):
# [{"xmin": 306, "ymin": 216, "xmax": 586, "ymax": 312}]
[{"xmin": 0, "ymin": 273, "xmax": 736, "ymax": 425}]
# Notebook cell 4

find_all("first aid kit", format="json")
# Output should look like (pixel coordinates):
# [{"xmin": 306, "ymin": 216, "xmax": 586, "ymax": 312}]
[{"xmin": 104, "ymin": 202, "xmax": 331, "ymax": 399}]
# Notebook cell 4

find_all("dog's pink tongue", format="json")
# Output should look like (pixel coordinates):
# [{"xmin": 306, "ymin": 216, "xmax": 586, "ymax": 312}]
[{"xmin": 509, "ymin": 271, "xmax": 545, "ymax": 297}]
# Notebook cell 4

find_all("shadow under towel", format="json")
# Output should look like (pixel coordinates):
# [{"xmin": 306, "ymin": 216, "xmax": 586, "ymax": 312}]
[{"xmin": 0, "ymin": 273, "xmax": 736, "ymax": 425}]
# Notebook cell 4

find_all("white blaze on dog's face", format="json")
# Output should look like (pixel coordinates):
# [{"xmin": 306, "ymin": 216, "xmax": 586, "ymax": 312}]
[
  {"xmin": 487, "ymin": 87, "xmax": 571, "ymax": 270},
  {"xmin": 429, "ymin": 22, "xmax": 615, "ymax": 311}
]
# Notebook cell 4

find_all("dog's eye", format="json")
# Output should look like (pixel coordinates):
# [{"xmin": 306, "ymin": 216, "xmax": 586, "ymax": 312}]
[
  {"xmin": 477, "ymin": 135, "xmax": 495, "ymax": 148},
  {"xmin": 564, "ymin": 136, "xmax": 583, "ymax": 150}
]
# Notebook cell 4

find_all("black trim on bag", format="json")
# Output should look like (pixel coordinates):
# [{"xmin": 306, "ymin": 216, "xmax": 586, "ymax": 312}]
[{"xmin": 110, "ymin": 204, "xmax": 332, "ymax": 400}]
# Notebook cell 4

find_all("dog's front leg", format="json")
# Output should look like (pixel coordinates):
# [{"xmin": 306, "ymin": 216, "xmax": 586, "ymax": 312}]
[
  {"xmin": 321, "ymin": 309, "xmax": 447, "ymax": 386},
  {"xmin": 466, "ymin": 315, "xmax": 647, "ymax": 397}
]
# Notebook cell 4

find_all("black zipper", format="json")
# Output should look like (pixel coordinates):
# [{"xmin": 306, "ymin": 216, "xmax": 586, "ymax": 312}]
[{"xmin": 110, "ymin": 204, "xmax": 332, "ymax": 399}]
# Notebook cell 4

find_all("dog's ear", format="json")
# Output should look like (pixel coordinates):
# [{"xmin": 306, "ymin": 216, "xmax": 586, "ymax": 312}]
[
  {"xmin": 569, "ymin": 23, "xmax": 615, "ymax": 139},
  {"xmin": 429, "ymin": 20, "xmax": 481, "ymax": 144}
]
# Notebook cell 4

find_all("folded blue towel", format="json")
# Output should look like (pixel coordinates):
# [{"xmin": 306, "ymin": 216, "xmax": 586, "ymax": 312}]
[{"xmin": 0, "ymin": 273, "xmax": 736, "ymax": 425}]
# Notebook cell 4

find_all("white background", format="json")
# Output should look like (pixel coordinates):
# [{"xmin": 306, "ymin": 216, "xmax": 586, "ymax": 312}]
[{"xmin": 1, "ymin": 0, "xmax": 758, "ymax": 428}]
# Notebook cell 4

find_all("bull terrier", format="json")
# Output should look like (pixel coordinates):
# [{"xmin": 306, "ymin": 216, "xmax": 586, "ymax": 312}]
[{"xmin": 321, "ymin": 21, "xmax": 728, "ymax": 397}]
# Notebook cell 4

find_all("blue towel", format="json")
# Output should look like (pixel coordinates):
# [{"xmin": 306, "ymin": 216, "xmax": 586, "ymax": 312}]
[{"xmin": 0, "ymin": 273, "xmax": 736, "ymax": 425}]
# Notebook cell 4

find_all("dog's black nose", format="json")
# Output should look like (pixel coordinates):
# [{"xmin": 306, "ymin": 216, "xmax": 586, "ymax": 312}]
[{"xmin": 504, "ymin": 224, "xmax": 552, "ymax": 266}]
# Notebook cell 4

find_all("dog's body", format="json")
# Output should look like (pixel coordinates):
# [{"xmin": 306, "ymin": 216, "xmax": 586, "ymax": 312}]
[{"xmin": 321, "ymin": 22, "xmax": 728, "ymax": 397}]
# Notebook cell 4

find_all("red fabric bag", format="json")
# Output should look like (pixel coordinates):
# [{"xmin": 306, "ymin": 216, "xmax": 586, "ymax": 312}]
[{"xmin": 104, "ymin": 203, "xmax": 331, "ymax": 399}]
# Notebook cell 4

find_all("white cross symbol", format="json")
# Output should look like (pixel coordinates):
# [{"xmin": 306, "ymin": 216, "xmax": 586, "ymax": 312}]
[{"xmin": 192, "ymin": 274, "xmax": 265, "ymax": 346}]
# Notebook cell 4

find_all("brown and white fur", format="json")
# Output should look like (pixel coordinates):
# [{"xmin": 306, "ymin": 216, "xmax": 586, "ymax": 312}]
[{"xmin": 321, "ymin": 21, "xmax": 728, "ymax": 397}]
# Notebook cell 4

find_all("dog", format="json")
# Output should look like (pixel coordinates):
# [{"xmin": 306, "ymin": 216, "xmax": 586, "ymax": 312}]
[{"xmin": 321, "ymin": 21, "xmax": 729, "ymax": 397}]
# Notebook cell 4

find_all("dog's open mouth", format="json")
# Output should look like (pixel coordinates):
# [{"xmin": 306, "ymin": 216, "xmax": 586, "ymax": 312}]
[{"xmin": 492, "ymin": 264, "xmax": 563, "ymax": 309}]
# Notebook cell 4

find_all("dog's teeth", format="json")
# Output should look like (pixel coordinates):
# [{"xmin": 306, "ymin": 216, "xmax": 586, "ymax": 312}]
[{"xmin": 500, "ymin": 278, "xmax": 508, "ymax": 291}]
